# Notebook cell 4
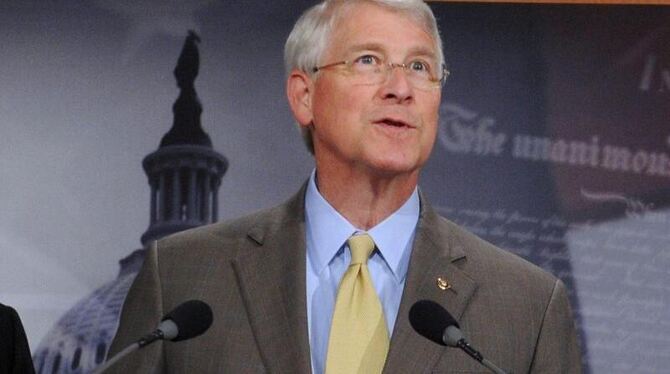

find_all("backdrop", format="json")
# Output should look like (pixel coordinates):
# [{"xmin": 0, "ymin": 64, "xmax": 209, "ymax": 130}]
[{"xmin": 1, "ymin": 1, "xmax": 668, "ymax": 373}]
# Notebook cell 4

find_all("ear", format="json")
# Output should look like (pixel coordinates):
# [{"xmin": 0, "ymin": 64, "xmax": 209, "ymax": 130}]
[{"xmin": 286, "ymin": 69, "xmax": 314, "ymax": 128}]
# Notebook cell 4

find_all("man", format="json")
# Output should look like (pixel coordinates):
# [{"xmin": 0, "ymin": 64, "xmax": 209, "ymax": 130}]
[{"xmin": 108, "ymin": 1, "xmax": 582, "ymax": 373}]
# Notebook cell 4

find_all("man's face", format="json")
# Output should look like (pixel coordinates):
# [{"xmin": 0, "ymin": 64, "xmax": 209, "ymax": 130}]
[{"xmin": 301, "ymin": 3, "xmax": 441, "ymax": 178}]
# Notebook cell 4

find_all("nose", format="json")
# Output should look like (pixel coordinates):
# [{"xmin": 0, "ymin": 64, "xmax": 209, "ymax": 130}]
[{"xmin": 378, "ymin": 63, "xmax": 413, "ymax": 103}]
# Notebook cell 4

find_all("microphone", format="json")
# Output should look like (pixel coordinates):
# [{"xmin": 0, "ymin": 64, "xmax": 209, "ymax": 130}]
[
  {"xmin": 153, "ymin": 299, "xmax": 213, "ymax": 343},
  {"xmin": 409, "ymin": 300, "xmax": 510, "ymax": 374},
  {"xmin": 94, "ymin": 299, "xmax": 213, "ymax": 373}
]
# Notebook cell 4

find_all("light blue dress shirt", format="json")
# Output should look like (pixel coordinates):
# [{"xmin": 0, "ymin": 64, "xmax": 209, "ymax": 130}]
[{"xmin": 304, "ymin": 170, "xmax": 420, "ymax": 374}]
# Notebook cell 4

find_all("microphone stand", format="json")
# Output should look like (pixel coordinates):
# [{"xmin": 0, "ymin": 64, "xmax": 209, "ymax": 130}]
[
  {"xmin": 92, "ymin": 329, "xmax": 166, "ymax": 374},
  {"xmin": 92, "ymin": 343, "xmax": 139, "ymax": 374},
  {"xmin": 455, "ymin": 339, "xmax": 510, "ymax": 374}
]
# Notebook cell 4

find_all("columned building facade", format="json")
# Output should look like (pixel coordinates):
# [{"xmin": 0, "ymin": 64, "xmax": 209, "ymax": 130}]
[{"xmin": 141, "ymin": 30, "xmax": 227, "ymax": 246}]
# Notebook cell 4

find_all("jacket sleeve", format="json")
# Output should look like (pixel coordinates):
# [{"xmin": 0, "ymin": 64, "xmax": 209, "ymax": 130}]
[
  {"xmin": 106, "ymin": 241, "xmax": 166, "ymax": 373},
  {"xmin": 529, "ymin": 279, "xmax": 583, "ymax": 374}
]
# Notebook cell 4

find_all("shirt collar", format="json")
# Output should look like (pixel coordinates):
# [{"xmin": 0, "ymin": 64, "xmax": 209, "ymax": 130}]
[
  {"xmin": 367, "ymin": 188, "xmax": 419, "ymax": 283},
  {"xmin": 304, "ymin": 169, "xmax": 420, "ymax": 282}
]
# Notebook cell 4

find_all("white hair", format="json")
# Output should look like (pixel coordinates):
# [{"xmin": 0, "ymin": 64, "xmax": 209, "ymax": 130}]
[{"xmin": 284, "ymin": 0, "xmax": 445, "ymax": 154}]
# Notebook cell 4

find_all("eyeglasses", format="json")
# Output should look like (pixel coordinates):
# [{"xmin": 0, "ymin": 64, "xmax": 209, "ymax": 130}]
[{"xmin": 312, "ymin": 54, "xmax": 449, "ymax": 91}]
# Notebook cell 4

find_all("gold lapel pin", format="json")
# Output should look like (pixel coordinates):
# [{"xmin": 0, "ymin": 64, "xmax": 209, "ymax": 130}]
[{"xmin": 436, "ymin": 277, "xmax": 452, "ymax": 291}]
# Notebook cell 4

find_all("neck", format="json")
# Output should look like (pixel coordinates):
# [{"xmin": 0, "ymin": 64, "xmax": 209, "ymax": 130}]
[{"xmin": 314, "ymin": 166, "xmax": 418, "ymax": 231}]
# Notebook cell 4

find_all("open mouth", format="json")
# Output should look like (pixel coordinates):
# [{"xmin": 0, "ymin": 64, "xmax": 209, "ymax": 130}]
[{"xmin": 375, "ymin": 118, "xmax": 414, "ymax": 129}]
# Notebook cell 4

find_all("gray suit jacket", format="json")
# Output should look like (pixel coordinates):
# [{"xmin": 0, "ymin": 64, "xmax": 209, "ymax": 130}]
[{"xmin": 108, "ymin": 187, "xmax": 582, "ymax": 373}]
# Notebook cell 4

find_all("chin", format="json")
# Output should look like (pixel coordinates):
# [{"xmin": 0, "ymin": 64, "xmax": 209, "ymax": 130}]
[{"xmin": 367, "ymin": 157, "xmax": 421, "ymax": 177}]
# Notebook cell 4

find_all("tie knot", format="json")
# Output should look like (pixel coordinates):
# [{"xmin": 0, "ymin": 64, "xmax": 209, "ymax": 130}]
[{"xmin": 347, "ymin": 233, "xmax": 375, "ymax": 265}]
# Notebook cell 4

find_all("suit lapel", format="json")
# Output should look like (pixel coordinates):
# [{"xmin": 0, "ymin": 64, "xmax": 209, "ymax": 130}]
[
  {"xmin": 232, "ymin": 188, "xmax": 312, "ymax": 374},
  {"xmin": 384, "ymin": 197, "xmax": 478, "ymax": 374}
]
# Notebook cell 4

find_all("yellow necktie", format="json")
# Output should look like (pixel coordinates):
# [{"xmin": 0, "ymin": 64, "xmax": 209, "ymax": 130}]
[{"xmin": 325, "ymin": 233, "xmax": 390, "ymax": 374}]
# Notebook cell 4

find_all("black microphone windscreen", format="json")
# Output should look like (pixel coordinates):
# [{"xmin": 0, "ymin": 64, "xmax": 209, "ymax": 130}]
[
  {"xmin": 161, "ymin": 299, "xmax": 213, "ymax": 342},
  {"xmin": 409, "ymin": 300, "xmax": 459, "ymax": 346}
]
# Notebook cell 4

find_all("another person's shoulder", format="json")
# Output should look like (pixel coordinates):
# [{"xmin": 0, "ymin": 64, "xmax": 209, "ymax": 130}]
[
  {"xmin": 0, "ymin": 303, "xmax": 36, "ymax": 374},
  {"xmin": 0, "ymin": 302, "xmax": 12, "ymax": 312},
  {"xmin": 0, "ymin": 302, "xmax": 20, "ymax": 323},
  {"xmin": 0, "ymin": 303, "xmax": 23, "ymax": 340}
]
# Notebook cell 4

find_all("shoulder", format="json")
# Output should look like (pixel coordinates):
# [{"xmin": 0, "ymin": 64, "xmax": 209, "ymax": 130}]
[
  {"xmin": 429, "ymin": 213, "xmax": 559, "ymax": 300},
  {"xmin": 153, "ymin": 190, "xmax": 303, "ymax": 259},
  {"xmin": 449, "ymin": 217, "xmax": 553, "ymax": 281},
  {"xmin": 420, "ymin": 211, "xmax": 581, "ymax": 374},
  {"xmin": 427, "ymin": 215, "xmax": 576, "ymax": 357},
  {"xmin": 0, "ymin": 303, "xmax": 20, "ymax": 324},
  {"xmin": 0, "ymin": 303, "xmax": 26, "ymax": 347}
]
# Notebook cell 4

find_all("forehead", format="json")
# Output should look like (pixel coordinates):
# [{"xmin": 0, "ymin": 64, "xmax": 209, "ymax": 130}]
[{"xmin": 325, "ymin": 2, "xmax": 436, "ymax": 59}]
